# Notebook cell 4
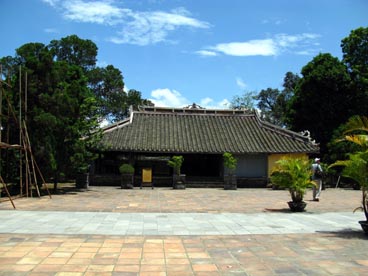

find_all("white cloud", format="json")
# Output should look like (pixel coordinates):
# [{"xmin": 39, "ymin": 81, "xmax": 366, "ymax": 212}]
[
  {"xmin": 210, "ymin": 39, "xmax": 277, "ymax": 56},
  {"xmin": 199, "ymin": 98, "xmax": 230, "ymax": 109},
  {"xmin": 43, "ymin": 0, "xmax": 210, "ymax": 46},
  {"xmin": 200, "ymin": 97, "xmax": 213, "ymax": 106},
  {"xmin": 44, "ymin": 28, "xmax": 59, "ymax": 33},
  {"xmin": 236, "ymin": 77, "xmax": 247, "ymax": 89},
  {"xmin": 149, "ymin": 89, "xmax": 230, "ymax": 109},
  {"xmin": 42, "ymin": 0, "xmax": 60, "ymax": 7},
  {"xmin": 149, "ymin": 88, "xmax": 190, "ymax": 107},
  {"xmin": 195, "ymin": 50, "xmax": 218, "ymax": 57},
  {"xmin": 111, "ymin": 9, "xmax": 210, "ymax": 45},
  {"xmin": 63, "ymin": 0, "xmax": 125, "ymax": 25},
  {"xmin": 275, "ymin": 33, "xmax": 320, "ymax": 47},
  {"xmin": 199, "ymin": 33, "xmax": 320, "ymax": 57}
]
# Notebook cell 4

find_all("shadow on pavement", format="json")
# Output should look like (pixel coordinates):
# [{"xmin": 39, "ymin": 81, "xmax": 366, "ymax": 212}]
[{"xmin": 316, "ymin": 229, "xmax": 368, "ymax": 240}]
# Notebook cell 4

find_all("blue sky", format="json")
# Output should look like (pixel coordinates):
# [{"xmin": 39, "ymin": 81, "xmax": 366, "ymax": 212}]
[{"xmin": 1, "ymin": 0, "xmax": 367, "ymax": 109}]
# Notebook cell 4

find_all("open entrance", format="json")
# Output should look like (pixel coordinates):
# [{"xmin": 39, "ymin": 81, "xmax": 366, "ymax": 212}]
[{"xmin": 182, "ymin": 154, "xmax": 222, "ymax": 177}]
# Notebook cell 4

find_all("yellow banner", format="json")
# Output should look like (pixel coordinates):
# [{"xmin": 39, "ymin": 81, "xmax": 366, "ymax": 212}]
[{"xmin": 142, "ymin": 168, "xmax": 152, "ymax": 183}]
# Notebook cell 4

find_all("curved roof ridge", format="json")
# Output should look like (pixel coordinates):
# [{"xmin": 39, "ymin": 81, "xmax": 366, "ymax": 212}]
[
  {"xmin": 138, "ymin": 105, "xmax": 255, "ymax": 116},
  {"xmin": 99, "ymin": 106, "xmax": 319, "ymax": 153}
]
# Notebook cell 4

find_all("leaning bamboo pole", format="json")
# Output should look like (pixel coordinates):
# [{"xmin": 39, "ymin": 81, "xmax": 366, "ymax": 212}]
[
  {"xmin": 33, "ymin": 154, "xmax": 52, "ymax": 198},
  {"xmin": 19, "ymin": 66, "xmax": 24, "ymax": 196},
  {"xmin": 0, "ymin": 175, "xmax": 16, "ymax": 209},
  {"xmin": 0, "ymin": 63, "xmax": 50, "ymax": 202},
  {"xmin": 23, "ymin": 121, "xmax": 40, "ymax": 197}
]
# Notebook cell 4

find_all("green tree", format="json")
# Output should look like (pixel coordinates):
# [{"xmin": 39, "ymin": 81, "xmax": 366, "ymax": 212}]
[
  {"xmin": 87, "ymin": 65, "xmax": 127, "ymax": 122},
  {"xmin": 281, "ymin": 72, "xmax": 300, "ymax": 126},
  {"xmin": 252, "ymin": 72, "xmax": 299, "ymax": 126},
  {"xmin": 287, "ymin": 53, "xmax": 353, "ymax": 157},
  {"xmin": 0, "ymin": 39, "xmax": 100, "ymax": 189},
  {"xmin": 1, "ymin": 34, "xmax": 153, "ymax": 188},
  {"xmin": 341, "ymin": 27, "xmax": 368, "ymax": 116},
  {"xmin": 48, "ymin": 35, "xmax": 97, "ymax": 72},
  {"xmin": 256, "ymin": 88, "xmax": 282, "ymax": 125},
  {"xmin": 230, "ymin": 91, "xmax": 257, "ymax": 110}
]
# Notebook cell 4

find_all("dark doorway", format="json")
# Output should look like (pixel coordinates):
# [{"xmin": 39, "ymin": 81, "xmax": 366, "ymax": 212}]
[{"xmin": 182, "ymin": 154, "xmax": 222, "ymax": 177}]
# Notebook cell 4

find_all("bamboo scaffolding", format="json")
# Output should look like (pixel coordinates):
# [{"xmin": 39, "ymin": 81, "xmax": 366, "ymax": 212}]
[
  {"xmin": 19, "ymin": 66, "xmax": 23, "ymax": 196},
  {"xmin": 0, "ymin": 175, "xmax": 16, "ymax": 209},
  {"xmin": 0, "ymin": 66, "xmax": 15, "ymax": 207},
  {"xmin": 23, "ymin": 120, "xmax": 40, "ymax": 197},
  {"xmin": 0, "ymin": 65, "xmax": 50, "ymax": 203}
]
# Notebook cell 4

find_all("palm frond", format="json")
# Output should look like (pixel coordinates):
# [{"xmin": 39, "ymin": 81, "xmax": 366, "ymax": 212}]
[{"xmin": 343, "ymin": 115, "xmax": 368, "ymax": 135}]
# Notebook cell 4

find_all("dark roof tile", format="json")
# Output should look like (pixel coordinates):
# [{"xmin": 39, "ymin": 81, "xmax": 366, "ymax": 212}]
[{"xmin": 100, "ymin": 109, "xmax": 319, "ymax": 154}]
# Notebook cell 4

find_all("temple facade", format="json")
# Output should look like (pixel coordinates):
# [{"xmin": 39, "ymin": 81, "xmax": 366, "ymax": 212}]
[{"xmin": 90, "ymin": 105, "xmax": 318, "ymax": 188}]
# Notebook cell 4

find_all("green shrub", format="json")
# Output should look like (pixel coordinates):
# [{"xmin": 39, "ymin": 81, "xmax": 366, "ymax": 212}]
[
  {"xmin": 271, "ymin": 157, "xmax": 315, "ymax": 203},
  {"xmin": 119, "ymin": 163, "xmax": 135, "ymax": 174},
  {"xmin": 223, "ymin": 152, "xmax": 237, "ymax": 174},
  {"xmin": 168, "ymin": 155, "xmax": 184, "ymax": 175}
]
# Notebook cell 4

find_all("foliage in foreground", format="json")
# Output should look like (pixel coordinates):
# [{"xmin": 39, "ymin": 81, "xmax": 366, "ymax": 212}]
[{"xmin": 271, "ymin": 157, "xmax": 315, "ymax": 203}]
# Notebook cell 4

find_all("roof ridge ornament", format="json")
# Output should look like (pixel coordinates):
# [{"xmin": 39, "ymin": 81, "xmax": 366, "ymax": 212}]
[
  {"xmin": 184, "ymin": 103, "xmax": 205, "ymax": 109},
  {"xmin": 300, "ymin": 130, "xmax": 317, "ymax": 145}
]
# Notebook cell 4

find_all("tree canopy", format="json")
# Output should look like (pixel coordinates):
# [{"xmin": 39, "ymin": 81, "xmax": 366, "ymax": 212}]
[
  {"xmin": 230, "ymin": 27, "xmax": 368, "ymax": 160},
  {"xmin": 0, "ymin": 35, "xmax": 151, "ymax": 185},
  {"xmin": 341, "ymin": 27, "xmax": 368, "ymax": 116},
  {"xmin": 287, "ymin": 53, "xmax": 354, "ymax": 156}
]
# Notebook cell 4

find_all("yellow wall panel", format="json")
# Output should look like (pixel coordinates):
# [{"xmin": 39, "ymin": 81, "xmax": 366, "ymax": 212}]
[{"xmin": 142, "ymin": 168, "xmax": 152, "ymax": 183}]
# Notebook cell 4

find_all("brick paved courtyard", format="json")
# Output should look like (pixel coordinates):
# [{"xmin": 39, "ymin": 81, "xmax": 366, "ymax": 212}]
[
  {"xmin": 0, "ymin": 186, "xmax": 362, "ymax": 213},
  {"xmin": 0, "ymin": 186, "xmax": 367, "ymax": 275}
]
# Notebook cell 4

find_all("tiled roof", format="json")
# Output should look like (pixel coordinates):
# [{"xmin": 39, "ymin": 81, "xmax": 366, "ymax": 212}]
[{"xmin": 100, "ymin": 107, "xmax": 319, "ymax": 154}]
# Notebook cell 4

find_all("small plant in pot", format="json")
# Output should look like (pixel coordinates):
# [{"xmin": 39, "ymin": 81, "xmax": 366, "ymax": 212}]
[
  {"xmin": 329, "ymin": 115, "xmax": 368, "ymax": 233},
  {"xmin": 329, "ymin": 151, "xmax": 368, "ymax": 234},
  {"xmin": 119, "ymin": 163, "xmax": 135, "ymax": 189},
  {"xmin": 168, "ymin": 155, "xmax": 185, "ymax": 189},
  {"xmin": 223, "ymin": 152, "xmax": 237, "ymax": 190},
  {"xmin": 270, "ymin": 156, "xmax": 315, "ymax": 212}
]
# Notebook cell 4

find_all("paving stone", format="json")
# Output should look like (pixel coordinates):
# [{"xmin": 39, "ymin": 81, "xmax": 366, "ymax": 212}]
[{"xmin": 0, "ymin": 187, "xmax": 368, "ymax": 275}]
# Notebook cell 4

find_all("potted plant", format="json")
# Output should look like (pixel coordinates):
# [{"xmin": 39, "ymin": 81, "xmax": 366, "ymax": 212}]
[
  {"xmin": 329, "ymin": 115, "xmax": 368, "ymax": 233},
  {"xmin": 330, "ymin": 151, "xmax": 368, "ymax": 233},
  {"xmin": 223, "ymin": 152, "xmax": 237, "ymax": 190},
  {"xmin": 119, "ymin": 163, "xmax": 135, "ymax": 189},
  {"xmin": 75, "ymin": 166, "xmax": 90, "ymax": 190},
  {"xmin": 168, "ymin": 155, "xmax": 185, "ymax": 189},
  {"xmin": 270, "ymin": 156, "xmax": 315, "ymax": 212}
]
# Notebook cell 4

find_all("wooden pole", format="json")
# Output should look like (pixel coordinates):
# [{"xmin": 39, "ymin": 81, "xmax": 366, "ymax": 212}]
[
  {"xmin": 0, "ymin": 64, "xmax": 3, "ymax": 177},
  {"xmin": 33, "ymin": 153, "xmax": 52, "ymax": 198},
  {"xmin": 19, "ymin": 66, "xmax": 24, "ymax": 197},
  {"xmin": 25, "ymin": 72, "xmax": 27, "ymax": 123},
  {"xmin": 0, "ymin": 175, "xmax": 16, "ymax": 209},
  {"xmin": 23, "ymin": 121, "xmax": 40, "ymax": 197},
  {"xmin": 0, "ymin": 64, "xmax": 3, "ymax": 145},
  {"xmin": 22, "ymin": 137, "xmax": 32, "ymax": 197}
]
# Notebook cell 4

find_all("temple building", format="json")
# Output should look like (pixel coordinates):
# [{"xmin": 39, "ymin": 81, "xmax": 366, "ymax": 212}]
[{"xmin": 90, "ymin": 104, "xmax": 318, "ymax": 188}]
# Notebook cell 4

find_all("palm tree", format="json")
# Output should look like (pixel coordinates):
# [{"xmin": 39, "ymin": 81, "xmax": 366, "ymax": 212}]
[
  {"xmin": 330, "ymin": 151, "xmax": 368, "ymax": 221},
  {"xmin": 271, "ymin": 156, "xmax": 315, "ymax": 211},
  {"xmin": 338, "ymin": 115, "xmax": 368, "ymax": 149},
  {"xmin": 330, "ymin": 115, "xmax": 368, "ymax": 232}
]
